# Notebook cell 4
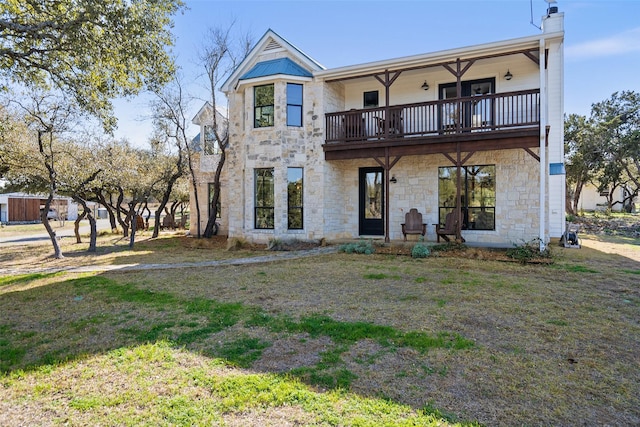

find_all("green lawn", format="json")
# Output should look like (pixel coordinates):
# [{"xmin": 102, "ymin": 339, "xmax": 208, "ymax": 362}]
[{"xmin": 1, "ymin": 236, "xmax": 638, "ymax": 426}]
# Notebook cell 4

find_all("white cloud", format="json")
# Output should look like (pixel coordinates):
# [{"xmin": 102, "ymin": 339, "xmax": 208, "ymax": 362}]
[{"xmin": 566, "ymin": 27, "xmax": 640, "ymax": 60}]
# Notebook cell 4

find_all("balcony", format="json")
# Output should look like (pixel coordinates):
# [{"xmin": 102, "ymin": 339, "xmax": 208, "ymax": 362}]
[{"xmin": 324, "ymin": 89, "xmax": 541, "ymax": 160}]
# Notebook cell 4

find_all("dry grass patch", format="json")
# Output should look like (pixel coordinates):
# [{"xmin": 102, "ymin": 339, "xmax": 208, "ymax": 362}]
[{"xmin": 1, "ymin": 231, "xmax": 639, "ymax": 426}]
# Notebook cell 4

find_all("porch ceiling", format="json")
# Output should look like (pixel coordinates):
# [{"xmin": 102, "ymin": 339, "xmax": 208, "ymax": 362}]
[{"xmin": 323, "ymin": 128, "xmax": 541, "ymax": 161}]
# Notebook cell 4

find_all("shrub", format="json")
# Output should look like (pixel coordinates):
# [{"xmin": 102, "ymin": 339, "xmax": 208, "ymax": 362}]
[
  {"xmin": 339, "ymin": 239, "xmax": 375, "ymax": 255},
  {"xmin": 411, "ymin": 241, "xmax": 431, "ymax": 258},
  {"xmin": 506, "ymin": 238, "xmax": 551, "ymax": 264},
  {"xmin": 267, "ymin": 238, "xmax": 283, "ymax": 251},
  {"xmin": 227, "ymin": 237, "xmax": 249, "ymax": 251}
]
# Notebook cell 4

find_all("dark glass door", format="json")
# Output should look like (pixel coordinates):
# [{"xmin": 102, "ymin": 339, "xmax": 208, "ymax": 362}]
[
  {"xmin": 439, "ymin": 78, "xmax": 495, "ymax": 131},
  {"xmin": 359, "ymin": 167, "xmax": 384, "ymax": 236}
]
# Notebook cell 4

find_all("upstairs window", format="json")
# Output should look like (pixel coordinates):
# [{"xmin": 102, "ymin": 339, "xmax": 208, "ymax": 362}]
[
  {"xmin": 203, "ymin": 125, "xmax": 219, "ymax": 155},
  {"xmin": 254, "ymin": 84, "xmax": 274, "ymax": 128},
  {"xmin": 364, "ymin": 91, "xmax": 379, "ymax": 108},
  {"xmin": 287, "ymin": 83, "xmax": 303, "ymax": 127}
]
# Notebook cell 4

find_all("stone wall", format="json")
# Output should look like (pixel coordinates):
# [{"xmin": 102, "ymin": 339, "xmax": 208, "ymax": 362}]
[
  {"xmin": 320, "ymin": 149, "xmax": 541, "ymax": 246},
  {"xmin": 189, "ymin": 152, "xmax": 228, "ymax": 236},
  {"xmin": 225, "ymin": 79, "xmax": 328, "ymax": 244}
]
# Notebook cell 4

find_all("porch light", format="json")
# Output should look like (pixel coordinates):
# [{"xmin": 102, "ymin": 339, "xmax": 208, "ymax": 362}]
[
  {"xmin": 504, "ymin": 70, "xmax": 513, "ymax": 81},
  {"xmin": 390, "ymin": 176, "xmax": 397, "ymax": 183},
  {"xmin": 421, "ymin": 81, "xmax": 429, "ymax": 90}
]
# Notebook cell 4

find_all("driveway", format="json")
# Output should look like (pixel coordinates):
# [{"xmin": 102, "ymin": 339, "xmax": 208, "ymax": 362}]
[{"xmin": 0, "ymin": 219, "xmax": 113, "ymax": 246}]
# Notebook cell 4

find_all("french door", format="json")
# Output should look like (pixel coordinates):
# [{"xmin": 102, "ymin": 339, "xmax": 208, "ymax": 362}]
[
  {"xmin": 439, "ymin": 77, "xmax": 495, "ymax": 131},
  {"xmin": 359, "ymin": 167, "xmax": 384, "ymax": 236}
]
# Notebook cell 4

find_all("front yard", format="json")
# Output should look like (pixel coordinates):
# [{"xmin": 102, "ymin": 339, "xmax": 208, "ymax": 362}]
[{"xmin": 0, "ymin": 230, "xmax": 638, "ymax": 426}]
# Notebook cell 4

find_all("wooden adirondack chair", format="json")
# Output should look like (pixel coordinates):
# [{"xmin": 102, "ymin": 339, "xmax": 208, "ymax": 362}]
[
  {"xmin": 401, "ymin": 208, "xmax": 426, "ymax": 241},
  {"xmin": 161, "ymin": 214, "xmax": 175, "ymax": 230},
  {"xmin": 434, "ymin": 210, "xmax": 464, "ymax": 243},
  {"xmin": 135, "ymin": 215, "xmax": 146, "ymax": 231}
]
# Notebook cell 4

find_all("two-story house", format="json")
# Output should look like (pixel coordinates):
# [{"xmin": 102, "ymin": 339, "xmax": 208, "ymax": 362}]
[{"xmin": 191, "ymin": 6, "xmax": 565, "ymax": 248}]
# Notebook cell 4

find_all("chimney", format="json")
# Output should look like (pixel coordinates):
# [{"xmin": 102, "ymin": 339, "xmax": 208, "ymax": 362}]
[{"xmin": 542, "ymin": 2, "xmax": 563, "ymax": 34}]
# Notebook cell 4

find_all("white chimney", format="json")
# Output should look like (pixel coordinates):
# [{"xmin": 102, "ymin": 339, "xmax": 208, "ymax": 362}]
[{"xmin": 542, "ymin": 1, "xmax": 564, "ymax": 33}]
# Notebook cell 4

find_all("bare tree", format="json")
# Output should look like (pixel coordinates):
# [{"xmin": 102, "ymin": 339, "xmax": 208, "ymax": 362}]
[
  {"xmin": 9, "ymin": 92, "xmax": 80, "ymax": 258},
  {"xmin": 150, "ymin": 77, "xmax": 194, "ymax": 238},
  {"xmin": 199, "ymin": 25, "xmax": 253, "ymax": 238},
  {"xmin": 56, "ymin": 137, "xmax": 103, "ymax": 252},
  {"xmin": 151, "ymin": 76, "xmax": 199, "ymax": 236}
]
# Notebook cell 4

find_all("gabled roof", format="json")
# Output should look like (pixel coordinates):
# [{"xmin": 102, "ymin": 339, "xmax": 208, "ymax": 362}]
[
  {"xmin": 221, "ymin": 29, "xmax": 324, "ymax": 93},
  {"xmin": 192, "ymin": 101, "xmax": 226, "ymax": 126},
  {"xmin": 239, "ymin": 58, "xmax": 313, "ymax": 80},
  {"xmin": 190, "ymin": 132, "xmax": 202, "ymax": 152}
]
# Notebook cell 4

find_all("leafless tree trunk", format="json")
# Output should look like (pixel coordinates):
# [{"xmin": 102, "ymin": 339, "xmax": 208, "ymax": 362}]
[
  {"xmin": 74, "ymin": 210, "xmax": 87, "ymax": 243},
  {"xmin": 73, "ymin": 196, "xmax": 97, "ymax": 252},
  {"xmin": 200, "ymin": 25, "xmax": 252, "ymax": 238}
]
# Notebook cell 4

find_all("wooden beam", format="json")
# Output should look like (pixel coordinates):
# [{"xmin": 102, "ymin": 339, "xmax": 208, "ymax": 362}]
[
  {"xmin": 441, "ymin": 59, "xmax": 475, "ymax": 79},
  {"xmin": 389, "ymin": 156, "xmax": 401, "ymax": 170},
  {"xmin": 443, "ymin": 63, "xmax": 456, "ymax": 76},
  {"xmin": 374, "ymin": 70, "xmax": 402, "ymax": 87},
  {"xmin": 388, "ymin": 71, "xmax": 402, "ymax": 86},
  {"xmin": 523, "ymin": 147, "xmax": 540, "ymax": 162},
  {"xmin": 523, "ymin": 50, "xmax": 539, "ymax": 65},
  {"xmin": 323, "ymin": 128, "xmax": 542, "ymax": 161},
  {"xmin": 384, "ymin": 147, "xmax": 391, "ymax": 243},
  {"xmin": 456, "ymin": 143, "xmax": 463, "ymax": 242},
  {"xmin": 460, "ymin": 59, "xmax": 476, "ymax": 76},
  {"xmin": 442, "ymin": 152, "xmax": 456, "ymax": 165},
  {"xmin": 461, "ymin": 151, "xmax": 476, "ymax": 165}
]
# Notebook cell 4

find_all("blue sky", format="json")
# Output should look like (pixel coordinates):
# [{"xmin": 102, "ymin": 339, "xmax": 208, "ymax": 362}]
[{"xmin": 113, "ymin": 0, "xmax": 640, "ymax": 146}]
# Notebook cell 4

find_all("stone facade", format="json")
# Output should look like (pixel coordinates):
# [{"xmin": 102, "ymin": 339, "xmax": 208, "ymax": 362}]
[
  {"xmin": 318, "ymin": 149, "xmax": 540, "ymax": 245},
  {"xmin": 191, "ymin": 17, "xmax": 565, "ymax": 247},
  {"xmin": 189, "ymin": 152, "xmax": 228, "ymax": 236}
]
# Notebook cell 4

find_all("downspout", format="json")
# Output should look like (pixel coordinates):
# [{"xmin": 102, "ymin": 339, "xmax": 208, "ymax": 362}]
[{"xmin": 538, "ymin": 40, "xmax": 547, "ymax": 251}]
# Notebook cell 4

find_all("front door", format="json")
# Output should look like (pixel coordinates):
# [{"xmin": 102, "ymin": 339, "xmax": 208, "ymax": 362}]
[{"xmin": 359, "ymin": 167, "xmax": 384, "ymax": 236}]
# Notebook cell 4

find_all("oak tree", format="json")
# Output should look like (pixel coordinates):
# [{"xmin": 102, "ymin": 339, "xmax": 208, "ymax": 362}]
[{"xmin": 0, "ymin": 0, "xmax": 185, "ymax": 130}]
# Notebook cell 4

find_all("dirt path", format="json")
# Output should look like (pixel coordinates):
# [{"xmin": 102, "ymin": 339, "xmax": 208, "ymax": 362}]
[
  {"xmin": 0, "ymin": 246, "xmax": 339, "ymax": 275},
  {"xmin": 580, "ymin": 235, "xmax": 640, "ymax": 263}
]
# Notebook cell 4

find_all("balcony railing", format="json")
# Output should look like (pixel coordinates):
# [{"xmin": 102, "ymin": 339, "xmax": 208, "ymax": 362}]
[{"xmin": 325, "ymin": 89, "xmax": 540, "ymax": 144}]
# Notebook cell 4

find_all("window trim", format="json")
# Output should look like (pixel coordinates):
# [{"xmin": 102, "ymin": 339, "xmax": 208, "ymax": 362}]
[
  {"xmin": 254, "ymin": 168, "xmax": 275, "ymax": 229},
  {"xmin": 363, "ymin": 90, "xmax": 379, "ymax": 108},
  {"xmin": 287, "ymin": 167, "xmax": 303, "ymax": 230},
  {"xmin": 254, "ymin": 84, "xmax": 274, "ymax": 128},
  {"xmin": 203, "ymin": 125, "xmax": 219, "ymax": 155},
  {"xmin": 438, "ymin": 165, "xmax": 496, "ymax": 231},
  {"xmin": 286, "ymin": 83, "xmax": 303, "ymax": 127}
]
